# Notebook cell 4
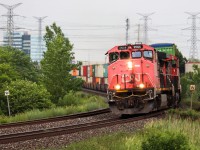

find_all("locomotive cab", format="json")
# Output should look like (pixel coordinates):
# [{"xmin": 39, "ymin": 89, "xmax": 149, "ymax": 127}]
[{"xmin": 106, "ymin": 43, "xmax": 180, "ymax": 115}]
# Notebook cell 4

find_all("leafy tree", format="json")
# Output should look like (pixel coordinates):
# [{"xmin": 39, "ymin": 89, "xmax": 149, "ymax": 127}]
[
  {"xmin": 181, "ymin": 65, "xmax": 200, "ymax": 101},
  {"xmin": 175, "ymin": 45, "xmax": 187, "ymax": 74},
  {"xmin": 0, "ymin": 80, "xmax": 53, "ymax": 115},
  {"xmin": 41, "ymin": 23, "xmax": 83, "ymax": 103},
  {"xmin": 0, "ymin": 46, "xmax": 40, "ymax": 83}
]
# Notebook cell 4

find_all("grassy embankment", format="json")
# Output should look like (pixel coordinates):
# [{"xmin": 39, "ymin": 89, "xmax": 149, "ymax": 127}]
[
  {"xmin": 0, "ymin": 91, "xmax": 108, "ymax": 124},
  {"xmin": 65, "ymin": 111, "xmax": 200, "ymax": 150},
  {"xmin": 64, "ymin": 97, "xmax": 200, "ymax": 150}
]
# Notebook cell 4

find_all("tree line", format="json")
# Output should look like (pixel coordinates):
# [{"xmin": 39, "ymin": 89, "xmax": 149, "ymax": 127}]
[{"xmin": 0, "ymin": 23, "xmax": 83, "ymax": 116}]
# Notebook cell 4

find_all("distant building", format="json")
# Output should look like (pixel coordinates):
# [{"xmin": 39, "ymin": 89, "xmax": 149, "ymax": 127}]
[
  {"xmin": 22, "ymin": 32, "xmax": 31, "ymax": 55},
  {"xmin": 30, "ymin": 36, "xmax": 46, "ymax": 62},
  {"xmin": 185, "ymin": 62, "xmax": 200, "ymax": 72},
  {"xmin": 3, "ymin": 32, "xmax": 31, "ymax": 56}
]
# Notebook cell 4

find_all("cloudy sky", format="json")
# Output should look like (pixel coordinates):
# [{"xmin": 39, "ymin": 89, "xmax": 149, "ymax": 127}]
[{"xmin": 0, "ymin": 0, "xmax": 200, "ymax": 63}]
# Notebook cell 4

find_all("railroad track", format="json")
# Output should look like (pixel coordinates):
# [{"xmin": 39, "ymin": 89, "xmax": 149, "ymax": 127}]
[
  {"xmin": 0, "ymin": 108, "xmax": 110, "ymax": 129},
  {"xmin": 0, "ymin": 110, "xmax": 165, "ymax": 144},
  {"xmin": 82, "ymin": 88, "xmax": 107, "ymax": 97}
]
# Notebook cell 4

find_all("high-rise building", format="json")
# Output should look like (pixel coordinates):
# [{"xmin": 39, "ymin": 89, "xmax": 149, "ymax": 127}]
[
  {"xmin": 22, "ymin": 32, "xmax": 31, "ymax": 55},
  {"xmin": 31, "ymin": 36, "xmax": 46, "ymax": 62},
  {"xmin": 3, "ymin": 32, "xmax": 31, "ymax": 56}
]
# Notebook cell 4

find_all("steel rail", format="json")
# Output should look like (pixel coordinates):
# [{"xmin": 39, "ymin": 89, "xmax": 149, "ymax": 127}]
[
  {"xmin": 0, "ymin": 110, "xmax": 165, "ymax": 144},
  {"xmin": 0, "ymin": 108, "xmax": 110, "ymax": 129}
]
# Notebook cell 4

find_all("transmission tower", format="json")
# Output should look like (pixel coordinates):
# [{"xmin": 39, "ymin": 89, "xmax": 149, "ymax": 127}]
[
  {"xmin": 34, "ymin": 16, "xmax": 47, "ymax": 61},
  {"xmin": 0, "ymin": 3, "xmax": 22, "ymax": 46},
  {"xmin": 183, "ymin": 12, "xmax": 200, "ymax": 60},
  {"xmin": 137, "ymin": 13, "xmax": 154, "ymax": 44},
  {"xmin": 126, "ymin": 18, "xmax": 130, "ymax": 44}
]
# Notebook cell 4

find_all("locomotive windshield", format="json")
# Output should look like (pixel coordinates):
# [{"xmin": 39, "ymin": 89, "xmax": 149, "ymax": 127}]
[
  {"xmin": 143, "ymin": 50, "xmax": 153, "ymax": 59},
  {"xmin": 120, "ymin": 51, "xmax": 130, "ymax": 59},
  {"xmin": 132, "ymin": 51, "xmax": 142, "ymax": 58},
  {"xmin": 109, "ymin": 52, "xmax": 119, "ymax": 63}
]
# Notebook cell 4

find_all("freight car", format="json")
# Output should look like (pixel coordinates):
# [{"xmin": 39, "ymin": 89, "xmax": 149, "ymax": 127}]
[
  {"xmin": 106, "ymin": 43, "xmax": 181, "ymax": 115},
  {"xmin": 72, "ymin": 63, "xmax": 108, "ymax": 92}
]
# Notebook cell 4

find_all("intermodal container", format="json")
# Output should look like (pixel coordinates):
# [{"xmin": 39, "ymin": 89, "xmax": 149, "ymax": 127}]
[
  {"xmin": 72, "ymin": 68, "xmax": 78, "ymax": 76},
  {"xmin": 90, "ymin": 65, "xmax": 93, "ymax": 77},
  {"xmin": 103, "ymin": 64, "xmax": 108, "ymax": 77},
  {"xmin": 100, "ymin": 77, "xmax": 105, "ymax": 84},
  {"xmin": 87, "ymin": 66, "xmax": 90, "ymax": 77},
  {"xmin": 150, "ymin": 43, "xmax": 176, "ymax": 55},
  {"xmin": 104, "ymin": 78, "xmax": 108, "ymax": 84},
  {"xmin": 92, "ymin": 65, "xmax": 95, "ymax": 77},
  {"xmin": 95, "ymin": 64, "xmax": 104, "ymax": 77},
  {"xmin": 83, "ymin": 66, "xmax": 87, "ymax": 77},
  {"xmin": 96, "ymin": 77, "xmax": 100, "ymax": 84}
]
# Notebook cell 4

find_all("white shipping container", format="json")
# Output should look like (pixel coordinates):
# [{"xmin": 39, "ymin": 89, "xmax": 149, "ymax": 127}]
[
  {"xmin": 81, "ymin": 66, "xmax": 84, "ymax": 76},
  {"xmin": 88, "ymin": 77, "xmax": 93, "ymax": 83},
  {"xmin": 81, "ymin": 76, "xmax": 87, "ymax": 82},
  {"xmin": 95, "ymin": 64, "xmax": 104, "ymax": 77},
  {"xmin": 104, "ymin": 78, "xmax": 108, "ymax": 84},
  {"xmin": 87, "ymin": 66, "xmax": 90, "ymax": 77}
]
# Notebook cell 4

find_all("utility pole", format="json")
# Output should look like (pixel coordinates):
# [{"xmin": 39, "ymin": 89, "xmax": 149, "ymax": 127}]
[
  {"xmin": 34, "ymin": 16, "xmax": 47, "ymax": 62},
  {"xmin": 0, "ymin": 3, "xmax": 22, "ymax": 46},
  {"xmin": 126, "ymin": 18, "xmax": 130, "ymax": 44},
  {"xmin": 183, "ymin": 12, "xmax": 200, "ymax": 60},
  {"xmin": 137, "ymin": 13, "xmax": 154, "ymax": 44},
  {"xmin": 137, "ymin": 24, "xmax": 141, "ymax": 42}
]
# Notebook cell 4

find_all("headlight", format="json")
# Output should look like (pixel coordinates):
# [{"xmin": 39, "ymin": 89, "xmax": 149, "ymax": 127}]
[
  {"xmin": 127, "ymin": 61, "xmax": 133, "ymax": 69},
  {"xmin": 139, "ymin": 83, "xmax": 145, "ymax": 88},
  {"xmin": 115, "ymin": 84, "xmax": 120, "ymax": 90}
]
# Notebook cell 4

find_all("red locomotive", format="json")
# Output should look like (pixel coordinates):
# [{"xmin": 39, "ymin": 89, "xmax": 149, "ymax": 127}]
[{"xmin": 106, "ymin": 43, "xmax": 181, "ymax": 115}]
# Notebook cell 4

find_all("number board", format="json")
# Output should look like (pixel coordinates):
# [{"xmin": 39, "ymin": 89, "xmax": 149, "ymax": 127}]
[{"xmin": 132, "ymin": 45, "xmax": 143, "ymax": 49}]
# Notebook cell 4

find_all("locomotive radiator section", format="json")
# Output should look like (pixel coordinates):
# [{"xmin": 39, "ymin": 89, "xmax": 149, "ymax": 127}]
[{"xmin": 107, "ymin": 74, "xmax": 156, "ymax": 115}]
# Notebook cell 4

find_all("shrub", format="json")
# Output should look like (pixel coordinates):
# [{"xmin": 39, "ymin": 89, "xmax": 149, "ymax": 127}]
[
  {"xmin": 58, "ymin": 91, "xmax": 79, "ymax": 106},
  {"xmin": 1, "ymin": 80, "xmax": 53, "ymax": 115},
  {"xmin": 142, "ymin": 129, "xmax": 190, "ymax": 150}
]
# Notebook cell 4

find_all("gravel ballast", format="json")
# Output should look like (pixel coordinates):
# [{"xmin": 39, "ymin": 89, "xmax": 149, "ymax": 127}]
[{"xmin": 0, "ymin": 114, "xmax": 160, "ymax": 150}]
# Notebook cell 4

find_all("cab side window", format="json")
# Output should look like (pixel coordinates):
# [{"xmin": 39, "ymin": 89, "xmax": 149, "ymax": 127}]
[{"xmin": 109, "ymin": 52, "xmax": 119, "ymax": 63}]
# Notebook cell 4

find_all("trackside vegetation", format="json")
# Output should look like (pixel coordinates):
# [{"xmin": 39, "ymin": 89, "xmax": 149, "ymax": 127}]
[
  {"xmin": 0, "ymin": 23, "xmax": 84, "ymax": 116},
  {"xmin": 65, "ymin": 114, "xmax": 200, "ymax": 150},
  {"xmin": 0, "ymin": 92, "xmax": 108, "ymax": 124}
]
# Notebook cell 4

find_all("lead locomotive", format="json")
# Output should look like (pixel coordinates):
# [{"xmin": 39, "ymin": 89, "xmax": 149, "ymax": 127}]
[{"xmin": 106, "ymin": 43, "xmax": 181, "ymax": 115}]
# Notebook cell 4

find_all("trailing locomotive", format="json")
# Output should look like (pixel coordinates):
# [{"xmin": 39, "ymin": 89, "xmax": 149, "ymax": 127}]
[{"xmin": 106, "ymin": 43, "xmax": 181, "ymax": 115}]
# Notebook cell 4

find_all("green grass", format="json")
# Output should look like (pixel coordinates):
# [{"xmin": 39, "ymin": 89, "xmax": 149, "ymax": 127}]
[
  {"xmin": 181, "ymin": 97, "xmax": 200, "ymax": 111},
  {"xmin": 0, "ymin": 91, "xmax": 108, "ymax": 124},
  {"xmin": 168, "ymin": 109, "xmax": 200, "ymax": 120},
  {"xmin": 64, "ymin": 116, "xmax": 200, "ymax": 150}
]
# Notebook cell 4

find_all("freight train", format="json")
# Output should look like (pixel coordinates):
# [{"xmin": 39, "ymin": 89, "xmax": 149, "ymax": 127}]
[{"xmin": 74, "ymin": 43, "xmax": 181, "ymax": 116}]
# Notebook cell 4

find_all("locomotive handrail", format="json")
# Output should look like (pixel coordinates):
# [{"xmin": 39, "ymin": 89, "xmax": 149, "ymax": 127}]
[{"xmin": 133, "ymin": 73, "xmax": 156, "ymax": 88}]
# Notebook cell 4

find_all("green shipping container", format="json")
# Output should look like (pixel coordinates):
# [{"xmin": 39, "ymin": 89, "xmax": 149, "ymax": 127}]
[{"xmin": 151, "ymin": 43, "xmax": 176, "ymax": 55}]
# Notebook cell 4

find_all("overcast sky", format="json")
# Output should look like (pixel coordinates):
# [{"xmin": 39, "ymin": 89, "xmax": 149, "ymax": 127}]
[{"xmin": 0, "ymin": 0, "xmax": 200, "ymax": 63}]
